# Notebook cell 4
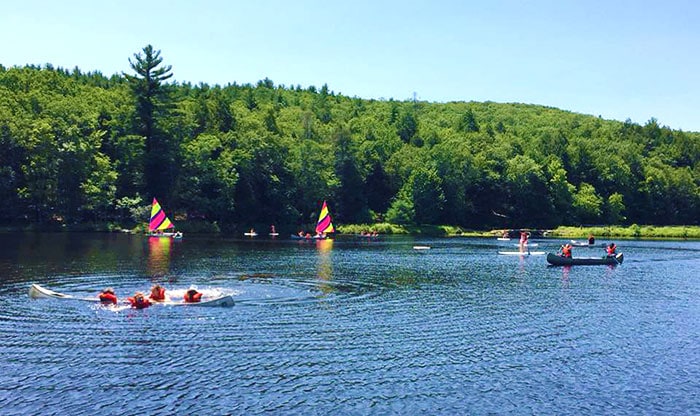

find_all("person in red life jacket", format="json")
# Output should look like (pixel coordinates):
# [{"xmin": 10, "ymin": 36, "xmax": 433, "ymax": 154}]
[
  {"xmin": 149, "ymin": 284, "xmax": 166, "ymax": 302},
  {"xmin": 183, "ymin": 288, "xmax": 203, "ymax": 303},
  {"xmin": 98, "ymin": 287, "xmax": 118, "ymax": 304},
  {"xmin": 560, "ymin": 243, "xmax": 573, "ymax": 258},
  {"xmin": 606, "ymin": 243, "xmax": 617, "ymax": 256},
  {"xmin": 127, "ymin": 292, "xmax": 151, "ymax": 309}
]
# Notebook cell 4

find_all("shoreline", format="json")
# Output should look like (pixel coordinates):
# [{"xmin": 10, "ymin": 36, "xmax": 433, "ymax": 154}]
[{"xmin": 1, "ymin": 223, "xmax": 699, "ymax": 240}]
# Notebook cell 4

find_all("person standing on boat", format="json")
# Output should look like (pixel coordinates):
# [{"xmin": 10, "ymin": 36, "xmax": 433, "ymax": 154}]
[
  {"xmin": 588, "ymin": 234, "xmax": 596, "ymax": 245},
  {"xmin": 606, "ymin": 243, "xmax": 617, "ymax": 256},
  {"xmin": 99, "ymin": 288, "xmax": 118, "ymax": 304},
  {"xmin": 184, "ymin": 288, "xmax": 202, "ymax": 303},
  {"xmin": 561, "ymin": 243, "xmax": 573, "ymax": 258},
  {"xmin": 127, "ymin": 292, "xmax": 151, "ymax": 309},
  {"xmin": 149, "ymin": 284, "xmax": 166, "ymax": 302}
]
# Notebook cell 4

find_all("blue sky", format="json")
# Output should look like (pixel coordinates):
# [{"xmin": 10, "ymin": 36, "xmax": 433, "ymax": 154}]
[{"xmin": 2, "ymin": 0, "xmax": 699, "ymax": 131}]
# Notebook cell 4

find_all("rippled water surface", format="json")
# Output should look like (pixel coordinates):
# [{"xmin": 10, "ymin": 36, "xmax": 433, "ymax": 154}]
[{"xmin": 0, "ymin": 232, "xmax": 698, "ymax": 415}]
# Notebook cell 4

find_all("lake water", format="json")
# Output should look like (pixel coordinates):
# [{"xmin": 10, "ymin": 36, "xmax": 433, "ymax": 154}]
[{"xmin": 0, "ymin": 232, "xmax": 698, "ymax": 415}]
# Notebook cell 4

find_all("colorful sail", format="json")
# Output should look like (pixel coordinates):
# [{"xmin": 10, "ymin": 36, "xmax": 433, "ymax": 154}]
[
  {"xmin": 149, "ymin": 198, "xmax": 174, "ymax": 232},
  {"xmin": 315, "ymin": 201, "xmax": 335, "ymax": 234}
]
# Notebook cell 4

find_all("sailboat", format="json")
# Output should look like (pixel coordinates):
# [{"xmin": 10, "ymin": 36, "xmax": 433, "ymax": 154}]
[
  {"xmin": 148, "ymin": 198, "xmax": 182, "ymax": 239},
  {"xmin": 314, "ymin": 200, "xmax": 335, "ymax": 239}
]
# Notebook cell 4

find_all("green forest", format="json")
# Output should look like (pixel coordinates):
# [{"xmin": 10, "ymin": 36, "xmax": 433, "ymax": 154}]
[{"xmin": 1, "ymin": 45, "xmax": 698, "ymax": 233}]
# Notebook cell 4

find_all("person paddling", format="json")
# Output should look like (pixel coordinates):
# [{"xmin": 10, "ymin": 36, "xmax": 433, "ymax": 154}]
[
  {"xmin": 184, "ymin": 288, "xmax": 202, "ymax": 303},
  {"xmin": 99, "ymin": 287, "xmax": 118, "ymax": 305},
  {"xmin": 519, "ymin": 231, "xmax": 530, "ymax": 253},
  {"xmin": 561, "ymin": 243, "xmax": 573, "ymax": 258},
  {"xmin": 127, "ymin": 292, "xmax": 151, "ymax": 309},
  {"xmin": 606, "ymin": 243, "xmax": 617, "ymax": 257}
]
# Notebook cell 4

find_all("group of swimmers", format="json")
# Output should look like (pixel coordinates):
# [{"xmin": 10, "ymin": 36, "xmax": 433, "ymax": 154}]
[{"xmin": 98, "ymin": 284, "xmax": 203, "ymax": 309}]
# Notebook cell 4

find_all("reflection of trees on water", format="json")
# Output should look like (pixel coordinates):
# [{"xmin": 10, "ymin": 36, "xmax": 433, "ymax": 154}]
[
  {"xmin": 147, "ymin": 237, "xmax": 171, "ymax": 277},
  {"xmin": 315, "ymin": 239, "xmax": 334, "ymax": 294}
]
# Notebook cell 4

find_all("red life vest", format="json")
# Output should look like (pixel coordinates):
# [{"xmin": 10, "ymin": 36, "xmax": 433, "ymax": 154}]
[
  {"xmin": 184, "ymin": 290, "xmax": 202, "ymax": 303},
  {"xmin": 606, "ymin": 244, "xmax": 617, "ymax": 255},
  {"xmin": 561, "ymin": 244, "xmax": 572, "ymax": 258},
  {"xmin": 150, "ymin": 286, "xmax": 166, "ymax": 301},
  {"xmin": 128, "ymin": 295, "xmax": 151, "ymax": 309},
  {"xmin": 99, "ymin": 292, "xmax": 118, "ymax": 304}
]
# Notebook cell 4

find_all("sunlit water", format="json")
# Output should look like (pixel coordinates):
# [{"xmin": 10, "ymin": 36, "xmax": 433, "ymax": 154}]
[{"xmin": 0, "ymin": 232, "xmax": 698, "ymax": 415}]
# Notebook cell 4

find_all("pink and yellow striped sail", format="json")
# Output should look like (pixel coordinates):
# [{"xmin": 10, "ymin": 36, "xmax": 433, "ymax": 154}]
[
  {"xmin": 315, "ymin": 200, "xmax": 335, "ymax": 234},
  {"xmin": 149, "ymin": 198, "xmax": 174, "ymax": 232}
]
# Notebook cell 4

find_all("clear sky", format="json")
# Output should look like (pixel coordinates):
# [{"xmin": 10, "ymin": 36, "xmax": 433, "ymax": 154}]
[{"xmin": 2, "ymin": 0, "xmax": 699, "ymax": 131}]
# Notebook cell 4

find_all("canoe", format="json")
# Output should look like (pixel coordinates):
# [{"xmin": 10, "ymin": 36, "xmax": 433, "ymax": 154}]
[
  {"xmin": 290, "ymin": 234, "xmax": 327, "ymax": 240},
  {"xmin": 546, "ymin": 252, "xmax": 624, "ymax": 266},
  {"xmin": 152, "ymin": 296, "xmax": 235, "ymax": 308},
  {"xmin": 29, "ymin": 283, "xmax": 101, "ymax": 302},
  {"xmin": 498, "ymin": 251, "xmax": 545, "ymax": 256},
  {"xmin": 570, "ymin": 240, "xmax": 603, "ymax": 247},
  {"xmin": 28, "ymin": 284, "xmax": 234, "ymax": 307}
]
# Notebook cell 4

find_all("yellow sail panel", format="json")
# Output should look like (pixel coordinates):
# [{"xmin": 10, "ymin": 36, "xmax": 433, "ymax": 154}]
[{"xmin": 149, "ymin": 198, "xmax": 175, "ymax": 231}]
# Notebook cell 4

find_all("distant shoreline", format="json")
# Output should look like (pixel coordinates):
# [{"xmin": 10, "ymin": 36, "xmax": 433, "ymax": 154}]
[
  {"xmin": 338, "ymin": 224, "xmax": 700, "ymax": 239},
  {"xmin": 1, "ymin": 223, "xmax": 699, "ymax": 239}
]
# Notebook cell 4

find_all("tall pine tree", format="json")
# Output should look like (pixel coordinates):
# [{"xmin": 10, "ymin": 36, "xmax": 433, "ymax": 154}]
[{"xmin": 124, "ymin": 45, "xmax": 174, "ymax": 203}]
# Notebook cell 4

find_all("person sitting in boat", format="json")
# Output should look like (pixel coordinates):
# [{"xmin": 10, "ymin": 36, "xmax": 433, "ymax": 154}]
[
  {"xmin": 99, "ymin": 287, "xmax": 118, "ymax": 305},
  {"xmin": 127, "ymin": 292, "xmax": 151, "ymax": 309},
  {"xmin": 184, "ymin": 288, "xmax": 202, "ymax": 303},
  {"xmin": 588, "ymin": 234, "xmax": 595, "ymax": 245},
  {"xmin": 606, "ymin": 243, "xmax": 617, "ymax": 256},
  {"xmin": 149, "ymin": 284, "xmax": 166, "ymax": 302},
  {"xmin": 298, "ymin": 230, "xmax": 305, "ymax": 237},
  {"xmin": 560, "ymin": 243, "xmax": 573, "ymax": 258}
]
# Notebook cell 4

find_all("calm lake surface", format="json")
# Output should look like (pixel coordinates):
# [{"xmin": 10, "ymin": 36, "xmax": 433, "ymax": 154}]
[{"xmin": 0, "ymin": 232, "xmax": 698, "ymax": 415}]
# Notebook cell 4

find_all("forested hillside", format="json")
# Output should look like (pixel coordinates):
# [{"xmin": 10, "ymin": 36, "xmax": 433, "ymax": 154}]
[{"xmin": 1, "ymin": 46, "xmax": 698, "ymax": 231}]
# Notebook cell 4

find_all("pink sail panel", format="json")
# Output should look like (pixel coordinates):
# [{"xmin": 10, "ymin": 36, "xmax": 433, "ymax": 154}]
[
  {"xmin": 149, "ymin": 198, "xmax": 175, "ymax": 231},
  {"xmin": 315, "ymin": 201, "xmax": 335, "ymax": 234}
]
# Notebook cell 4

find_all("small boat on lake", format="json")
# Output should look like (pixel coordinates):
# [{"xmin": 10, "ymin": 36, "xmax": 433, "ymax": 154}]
[
  {"xmin": 314, "ymin": 200, "xmax": 335, "ymax": 240},
  {"xmin": 498, "ymin": 251, "xmax": 545, "ymax": 256},
  {"xmin": 546, "ymin": 252, "xmax": 624, "ymax": 266},
  {"xmin": 147, "ymin": 198, "xmax": 182, "ymax": 239}
]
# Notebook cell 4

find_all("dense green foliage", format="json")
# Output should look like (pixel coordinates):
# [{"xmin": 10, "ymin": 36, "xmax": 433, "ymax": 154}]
[{"xmin": 1, "ymin": 45, "xmax": 699, "ymax": 230}]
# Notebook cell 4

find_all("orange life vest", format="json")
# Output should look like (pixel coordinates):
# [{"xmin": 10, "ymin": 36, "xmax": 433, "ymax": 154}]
[
  {"xmin": 184, "ymin": 290, "xmax": 202, "ymax": 303},
  {"xmin": 150, "ymin": 286, "xmax": 166, "ymax": 301},
  {"xmin": 128, "ymin": 295, "xmax": 151, "ymax": 309},
  {"xmin": 99, "ymin": 292, "xmax": 118, "ymax": 304},
  {"xmin": 606, "ymin": 244, "xmax": 617, "ymax": 255},
  {"xmin": 561, "ymin": 244, "xmax": 572, "ymax": 258}
]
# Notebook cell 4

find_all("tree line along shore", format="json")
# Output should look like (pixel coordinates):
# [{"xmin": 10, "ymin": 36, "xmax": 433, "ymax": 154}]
[
  {"xmin": 1, "ymin": 45, "xmax": 698, "ymax": 230},
  {"xmin": 2, "ymin": 223, "xmax": 698, "ymax": 240}
]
